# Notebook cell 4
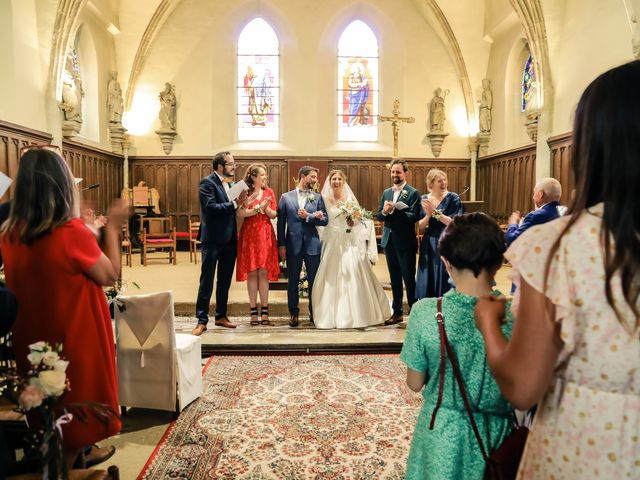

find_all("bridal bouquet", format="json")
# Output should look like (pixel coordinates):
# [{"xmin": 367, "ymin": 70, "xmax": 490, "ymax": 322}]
[{"xmin": 335, "ymin": 200, "xmax": 373, "ymax": 233}]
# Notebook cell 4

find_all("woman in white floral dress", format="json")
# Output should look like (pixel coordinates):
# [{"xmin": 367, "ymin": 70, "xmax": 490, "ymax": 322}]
[{"xmin": 474, "ymin": 60, "xmax": 640, "ymax": 478}]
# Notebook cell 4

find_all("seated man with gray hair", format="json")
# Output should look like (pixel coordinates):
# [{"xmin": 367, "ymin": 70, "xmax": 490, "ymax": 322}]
[{"xmin": 505, "ymin": 177, "xmax": 562, "ymax": 247}]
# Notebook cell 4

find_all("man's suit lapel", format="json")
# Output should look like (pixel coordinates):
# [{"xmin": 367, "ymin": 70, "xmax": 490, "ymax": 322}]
[
  {"xmin": 212, "ymin": 174, "xmax": 230, "ymax": 202},
  {"xmin": 288, "ymin": 190, "xmax": 298, "ymax": 213},
  {"xmin": 385, "ymin": 188, "xmax": 393, "ymax": 202}
]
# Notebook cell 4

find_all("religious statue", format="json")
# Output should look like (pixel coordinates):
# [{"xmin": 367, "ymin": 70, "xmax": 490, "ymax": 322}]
[
  {"xmin": 479, "ymin": 78, "xmax": 493, "ymax": 133},
  {"xmin": 107, "ymin": 71, "xmax": 124, "ymax": 124},
  {"xmin": 347, "ymin": 62, "xmax": 370, "ymax": 126},
  {"xmin": 61, "ymin": 72, "xmax": 84, "ymax": 122},
  {"xmin": 429, "ymin": 88, "xmax": 448, "ymax": 132},
  {"xmin": 158, "ymin": 82, "xmax": 177, "ymax": 131}
]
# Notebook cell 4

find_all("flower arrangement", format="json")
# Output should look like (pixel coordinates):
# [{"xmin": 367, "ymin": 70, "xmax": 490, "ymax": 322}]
[
  {"xmin": 0, "ymin": 341, "xmax": 71, "ymax": 479},
  {"xmin": 104, "ymin": 279, "xmax": 140, "ymax": 302},
  {"xmin": 335, "ymin": 200, "xmax": 373, "ymax": 233},
  {"xmin": 432, "ymin": 209, "xmax": 444, "ymax": 221},
  {"xmin": 0, "ymin": 342, "xmax": 119, "ymax": 478},
  {"xmin": 298, "ymin": 264, "xmax": 309, "ymax": 298},
  {"xmin": 399, "ymin": 189, "xmax": 409, "ymax": 200}
]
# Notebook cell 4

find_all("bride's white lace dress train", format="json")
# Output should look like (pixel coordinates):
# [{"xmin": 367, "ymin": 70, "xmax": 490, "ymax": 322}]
[{"xmin": 312, "ymin": 204, "xmax": 391, "ymax": 329}]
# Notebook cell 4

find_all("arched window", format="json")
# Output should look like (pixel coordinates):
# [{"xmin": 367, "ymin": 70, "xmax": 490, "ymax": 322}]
[
  {"xmin": 337, "ymin": 20, "xmax": 379, "ymax": 142},
  {"xmin": 521, "ymin": 54, "xmax": 537, "ymax": 112},
  {"xmin": 237, "ymin": 18, "xmax": 279, "ymax": 141}
]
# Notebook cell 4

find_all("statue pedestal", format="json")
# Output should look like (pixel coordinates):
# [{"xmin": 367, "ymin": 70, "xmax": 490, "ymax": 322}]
[
  {"xmin": 477, "ymin": 132, "xmax": 491, "ymax": 157},
  {"xmin": 524, "ymin": 110, "xmax": 540, "ymax": 142},
  {"xmin": 427, "ymin": 131, "xmax": 449, "ymax": 158},
  {"xmin": 108, "ymin": 124, "xmax": 127, "ymax": 154},
  {"xmin": 155, "ymin": 128, "xmax": 177, "ymax": 155},
  {"xmin": 62, "ymin": 119, "xmax": 82, "ymax": 138}
]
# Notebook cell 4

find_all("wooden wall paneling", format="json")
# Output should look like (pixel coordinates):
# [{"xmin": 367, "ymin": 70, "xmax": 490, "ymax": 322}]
[
  {"xmin": 476, "ymin": 145, "xmax": 536, "ymax": 224},
  {"xmin": 129, "ymin": 156, "xmax": 471, "ymax": 227},
  {"xmin": 61, "ymin": 140, "xmax": 123, "ymax": 215},
  {"xmin": 477, "ymin": 145, "xmax": 535, "ymax": 223},
  {"xmin": 0, "ymin": 120, "xmax": 53, "ymax": 200},
  {"xmin": 548, "ymin": 132, "xmax": 574, "ymax": 205}
]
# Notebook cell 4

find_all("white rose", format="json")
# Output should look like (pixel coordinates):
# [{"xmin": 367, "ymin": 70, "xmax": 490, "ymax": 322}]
[
  {"xmin": 27, "ymin": 351, "xmax": 44, "ymax": 366},
  {"xmin": 28, "ymin": 341, "xmax": 46, "ymax": 351},
  {"xmin": 53, "ymin": 359, "xmax": 69, "ymax": 372},
  {"xmin": 37, "ymin": 370, "xmax": 67, "ymax": 397},
  {"xmin": 42, "ymin": 351, "xmax": 60, "ymax": 367}
]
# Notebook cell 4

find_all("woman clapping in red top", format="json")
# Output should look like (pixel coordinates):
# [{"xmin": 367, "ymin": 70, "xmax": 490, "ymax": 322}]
[{"xmin": 236, "ymin": 163, "xmax": 279, "ymax": 325}]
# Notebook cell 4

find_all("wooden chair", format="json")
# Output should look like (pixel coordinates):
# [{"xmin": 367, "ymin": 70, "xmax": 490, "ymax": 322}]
[
  {"xmin": 121, "ymin": 224, "xmax": 132, "ymax": 267},
  {"xmin": 139, "ymin": 217, "xmax": 176, "ymax": 266},
  {"xmin": 373, "ymin": 220, "xmax": 383, "ymax": 246},
  {"xmin": 189, "ymin": 220, "xmax": 201, "ymax": 264},
  {"xmin": 415, "ymin": 222, "xmax": 424, "ymax": 246}
]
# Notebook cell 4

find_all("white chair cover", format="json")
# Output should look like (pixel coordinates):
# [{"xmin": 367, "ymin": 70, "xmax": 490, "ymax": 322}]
[{"xmin": 115, "ymin": 291, "xmax": 202, "ymax": 412}]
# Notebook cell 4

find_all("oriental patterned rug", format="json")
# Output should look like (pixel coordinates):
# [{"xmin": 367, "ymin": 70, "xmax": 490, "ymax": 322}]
[{"xmin": 138, "ymin": 354, "xmax": 421, "ymax": 479}]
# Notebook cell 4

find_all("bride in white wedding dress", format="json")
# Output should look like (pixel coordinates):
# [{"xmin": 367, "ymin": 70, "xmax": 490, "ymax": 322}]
[{"xmin": 312, "ymin": 169, "xmax": 391, "ymax": 329}]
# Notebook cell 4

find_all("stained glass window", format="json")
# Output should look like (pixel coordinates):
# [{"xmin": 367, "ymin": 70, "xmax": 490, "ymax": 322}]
[
  {"xmin": 522, "ymin": 54, "xmax": 536, "ymax": 112},
  {"xmin": 237, "ymin": 18, "xmax": 279, "ymax": 141},
  {"xmin": 337, "ymin": 21, "xmax": 379, "ymax": 142}
]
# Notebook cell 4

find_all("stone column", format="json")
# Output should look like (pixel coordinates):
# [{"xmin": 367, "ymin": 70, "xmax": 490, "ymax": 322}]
[{"xmin": 468, "ymin": 136, "xmax": 479, "ymax": 201}]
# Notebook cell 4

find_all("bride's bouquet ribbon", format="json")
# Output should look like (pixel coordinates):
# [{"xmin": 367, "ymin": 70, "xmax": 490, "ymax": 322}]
[{"xmin": 54, "ymin": 412, "xmax": 74, "ymax": 438}]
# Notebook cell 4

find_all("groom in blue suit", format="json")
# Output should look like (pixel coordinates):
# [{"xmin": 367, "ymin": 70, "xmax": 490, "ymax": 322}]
[{"xmin": 277, "ymin": 166, "xmax": 328, "ymax": 327}]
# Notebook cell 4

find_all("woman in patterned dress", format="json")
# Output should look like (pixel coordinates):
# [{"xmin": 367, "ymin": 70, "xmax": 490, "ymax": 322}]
[
  {"xmin": 401, "ymin": 213, "xmax": 514, "ymax": 479},
  {"xmin": 475, "ymin": 60, "xmax": 640, "ymax": 479},
  {"xmin": 236, "ymin": 163, "xmax": 279, "ymax": 325}
]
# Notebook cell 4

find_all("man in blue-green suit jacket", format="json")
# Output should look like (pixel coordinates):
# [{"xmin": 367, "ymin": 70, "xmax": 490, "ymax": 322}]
[{"xmin": 377, "ymin": 159, "xmax": 421, "ymax": 325}]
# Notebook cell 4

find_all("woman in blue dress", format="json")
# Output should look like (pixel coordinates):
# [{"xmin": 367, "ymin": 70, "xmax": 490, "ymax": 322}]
[{"xmin": 415, "ymin": 169, "xmax": 463, "ymax": 299}]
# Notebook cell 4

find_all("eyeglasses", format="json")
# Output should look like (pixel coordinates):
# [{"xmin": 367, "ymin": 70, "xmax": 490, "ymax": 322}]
[
  {"xmin": 224, "ymin": 162, "xmax": 236, "ymax": 167},
  {"xmin": 19, "ymin": 144, "xmax": 61, "ymax": 156}
]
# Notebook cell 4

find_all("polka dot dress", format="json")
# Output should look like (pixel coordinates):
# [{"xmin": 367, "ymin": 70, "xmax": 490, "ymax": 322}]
[{"xmin": 507, "ymin": 203, "xmax": 640, "ymax": 479}]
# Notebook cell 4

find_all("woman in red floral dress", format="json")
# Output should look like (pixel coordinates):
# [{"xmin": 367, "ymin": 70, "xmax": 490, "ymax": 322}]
[{"xmin": 236, "ymin": 163, "xmax": 279, "ymax": 325}]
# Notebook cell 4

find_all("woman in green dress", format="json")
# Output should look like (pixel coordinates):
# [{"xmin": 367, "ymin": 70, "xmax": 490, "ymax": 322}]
[{"xmin": 400, "ymin": 213, "xmax": 514, "ymax": 479}]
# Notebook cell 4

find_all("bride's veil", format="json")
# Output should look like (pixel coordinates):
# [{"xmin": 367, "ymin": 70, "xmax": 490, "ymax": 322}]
[
  {"xmin": 318, "ymin": 174, "xmax": 378, "ymax": 263},
  {"xmin": 320, "ymin": 176, "xmax": 358, "ymax": 206}
]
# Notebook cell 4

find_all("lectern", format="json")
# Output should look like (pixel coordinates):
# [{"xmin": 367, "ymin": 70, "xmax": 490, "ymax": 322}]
[{"xmin": 461, "ymin": 201, "xmax": 485, "ymax": 213}]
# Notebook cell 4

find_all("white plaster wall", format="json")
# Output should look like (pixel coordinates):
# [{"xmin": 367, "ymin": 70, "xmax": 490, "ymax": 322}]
[
  {"xmin": 483, "ymin": 21, "xmax": 533, "ymax": 154},
  {"xmin": 125, "ymin": 0, "xmax": 469, "ymax": 159},
  {"xmin": 73, "ymin": 13, "xmax": 119, "ymax": 150},
  {"xmin": 0, "ymin": 0, "xmax": 48, "ymax": 131},
  {"xmin": 546, "ymin": 0, "xmax": 635, "ymax": 134}
]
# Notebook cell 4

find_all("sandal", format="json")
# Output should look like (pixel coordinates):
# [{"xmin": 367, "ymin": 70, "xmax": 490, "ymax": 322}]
[
  {"xmin": 249, "ymin": 307, "xmax": 260, "ymax": 326},
  {"xmin": 260, "ymin": 306, "xmax": 273, "ymax": 326}
]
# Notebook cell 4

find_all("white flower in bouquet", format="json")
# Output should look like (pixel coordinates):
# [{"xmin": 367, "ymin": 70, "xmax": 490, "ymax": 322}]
[
  {"xmin": 53, "ymin": 359, "xmax": 69, "ymax": 372},
  {"xmin": 37, "ymin": 370, "xmax": 68, "ymax": 397},
  {"xmin": 29, "ymin": 341, "xmax": 47, "ymax": 351},
  {"xmin": 42, "ymin": 351, "xmax": 60, "ymax": 367},
  {"xmin": 27, "ymin": 351, "xmax": 45, "ymax": 366},
  {"xmin": 335, "ymin": 200, "xmax": 373, "ymax": 233}
]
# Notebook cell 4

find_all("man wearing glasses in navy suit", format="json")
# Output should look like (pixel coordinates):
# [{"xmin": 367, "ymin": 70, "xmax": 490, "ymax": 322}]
[{"xmin": 192, "ymin": 151, "xmax": 248, "ymax": 335}]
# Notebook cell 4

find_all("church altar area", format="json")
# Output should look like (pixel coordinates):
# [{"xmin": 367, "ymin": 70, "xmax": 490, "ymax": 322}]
[{"xmin": 121, "ymin": 251, "xmax": 513, "ymax": 355}]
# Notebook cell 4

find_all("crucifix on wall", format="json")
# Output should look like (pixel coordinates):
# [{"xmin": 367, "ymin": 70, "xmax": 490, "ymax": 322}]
[{"xmin": 379, "ymin": 99, "xmax": 415, "ymax": 158}]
